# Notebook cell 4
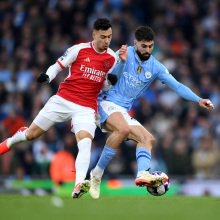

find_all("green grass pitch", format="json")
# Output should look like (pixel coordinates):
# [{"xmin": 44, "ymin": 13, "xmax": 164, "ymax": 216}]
[{"xmin": 1, "ymin": 195, "xmax": 220, "ymax": 220}]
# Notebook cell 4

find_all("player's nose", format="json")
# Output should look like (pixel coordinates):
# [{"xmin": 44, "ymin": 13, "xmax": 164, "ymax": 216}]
[
  {"xmin": 105, "ymin": 38, "xmax": 110, "ymax": 44},
  {"xmin": 145, "ymin": 47, "xmax": 150, "ymax": 53}
]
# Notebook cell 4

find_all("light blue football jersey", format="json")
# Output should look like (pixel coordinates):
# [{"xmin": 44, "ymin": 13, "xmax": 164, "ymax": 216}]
[{"xmin": 98, "ymin": 46, "xmax": 201, "ymax": 112}]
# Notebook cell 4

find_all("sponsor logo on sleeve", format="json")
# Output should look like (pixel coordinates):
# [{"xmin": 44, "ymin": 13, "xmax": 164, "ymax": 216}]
[{"xmin": 60, "ymin": 50, "xmax": 69, "ymax": 61}]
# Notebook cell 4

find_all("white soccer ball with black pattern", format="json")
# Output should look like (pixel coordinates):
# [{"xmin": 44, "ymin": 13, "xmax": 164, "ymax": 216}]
[{"xmin": 147, "ymin": 171, "xmax": 170, "ymax": 196}]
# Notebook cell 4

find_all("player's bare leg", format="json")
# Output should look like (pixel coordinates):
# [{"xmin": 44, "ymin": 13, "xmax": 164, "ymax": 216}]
[
  {"xmin": 25, "ymin": 123, "xmax": 46, "ymax": 140},
  {"xmin": 0, "ymin": 123, "xmax": 45, "ymax": 155},
  {"xmin": 72, "ymin": 130, "xmax": 93, "ymax": 198},
  {"xmin": 104, "ymin": 112, "xmax": 130, "ymax": 149},
  {"xmin": 89, "ymin": 112, "xmax": 129, "ymax": 199},
  {"xmin": 128, "ymin": 125, "xmax": 167, "ymax": 187},
  {"xmin": 127, "ymin": 125, "xmax": 155, "ymax": 154}
]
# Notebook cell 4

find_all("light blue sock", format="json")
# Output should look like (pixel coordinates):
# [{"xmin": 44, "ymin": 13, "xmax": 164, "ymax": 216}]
[
  {"xmin": 136, "ymin": 147, "xmax": 151, "ymax": 172},
  {"xmin": 97, "ymin": 145, "xmax": 117, "ymax": 169}
]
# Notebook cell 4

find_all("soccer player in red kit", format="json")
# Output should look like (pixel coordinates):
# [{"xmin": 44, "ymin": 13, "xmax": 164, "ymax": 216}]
[{"xmin": 0, "ymin": 18, "xmax": 117, "ymax": 198}]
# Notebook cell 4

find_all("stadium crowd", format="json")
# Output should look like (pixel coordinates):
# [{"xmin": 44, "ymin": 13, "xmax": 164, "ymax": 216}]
[{"xmin": 0, "ymin": 0, "xmax": 220, "ymax": 181}]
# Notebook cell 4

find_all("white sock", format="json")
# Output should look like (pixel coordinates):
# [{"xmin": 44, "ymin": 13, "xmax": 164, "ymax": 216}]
[
  {"xmin": 93, "ymin": 166, "xmax": 104, "ymax": 178},
  {"xmin": 7, "ymin": 128, "xmax": 28, "ymax": 148},
  {"xmin": 75, "ymin": 138, "xmax": 92, "ymax": 186},
  {"xmin": 137, "ymin": 170, "xmax": 149, "ymax": 178}
]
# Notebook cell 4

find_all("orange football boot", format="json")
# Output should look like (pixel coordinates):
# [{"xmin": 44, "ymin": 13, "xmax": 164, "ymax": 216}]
[
  {"xmin": 0, "ymin": 139, "xmax": 10, "ymax": 155},
  {"xmin": 0, "ymin": 127, "xmax": 28, "ymax": 155}
]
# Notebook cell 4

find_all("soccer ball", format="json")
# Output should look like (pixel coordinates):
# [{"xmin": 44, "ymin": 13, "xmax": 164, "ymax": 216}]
[{"xmin": 147, "ymin": 171, "xmax": 170, "ymax": 196}]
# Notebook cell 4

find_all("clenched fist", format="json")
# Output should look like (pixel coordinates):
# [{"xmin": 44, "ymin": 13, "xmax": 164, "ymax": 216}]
[
  {"xmin": 37, "ymin": 73, "xmax": 50, "ymax": 84},
  {"xmin": 107, "ymin": 74, "xmax": 118, "ymax": 86}
]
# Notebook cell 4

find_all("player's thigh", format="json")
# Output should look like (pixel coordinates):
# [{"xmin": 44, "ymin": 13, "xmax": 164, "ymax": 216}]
[
  {"xmin": 97, "ymin": 100, "xmax": 129, "ymax": 132},
  {"xmin": 71, "ymin": 105, "xmax": 96, "ymax": 142},
  {"xmin": 128, "ymin": 125, "xmax": 155, "ymax": 146},
  {"xmin": 104, "ymin": 112, "xmax": 130, "ymax": 133},
  {"xmin": 33, "ymin": 113, "xmax": 57, "ymax": 132},
  {"xmin": 37, "ymin": 95, "xmax": 74, "ymax": 125}
]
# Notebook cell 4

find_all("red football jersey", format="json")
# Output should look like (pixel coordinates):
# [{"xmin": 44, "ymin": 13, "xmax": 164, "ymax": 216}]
[{"xmin": 56, "ymin": 42, "xmax": 117, "ymax": 112}]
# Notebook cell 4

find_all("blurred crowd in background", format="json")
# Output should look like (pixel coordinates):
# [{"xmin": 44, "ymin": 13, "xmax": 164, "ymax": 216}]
[{"xmin": 0, "ymin": 0, "xmax": 220, "ymax": 182}]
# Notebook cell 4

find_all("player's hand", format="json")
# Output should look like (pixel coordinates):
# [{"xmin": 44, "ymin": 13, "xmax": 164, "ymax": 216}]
[
  {"xmin": 199, "ymin": 99, "xmax": 214, "ymax": 110},
  {"xmin": 37, "ymin": 72, "xmax": 50, "ymax": 84},
  {"xmin": 107, "ymin": 74, "xmax": 118, "ymax": 86},
  {"xmin": 119, "ymin": 44, "xmax": 128, "ymax": 62}
]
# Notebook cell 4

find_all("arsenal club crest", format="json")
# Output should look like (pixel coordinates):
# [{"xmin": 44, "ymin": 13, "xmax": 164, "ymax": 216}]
[{"xmin": 104, "ymin": 60, "xmax": 110, "ymax": 69}]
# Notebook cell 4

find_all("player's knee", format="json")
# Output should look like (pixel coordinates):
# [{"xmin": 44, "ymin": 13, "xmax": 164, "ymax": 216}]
[
  {"xmin": 76, "ymin": 130, "xmax": 94, "ymax": 142},
  {"xmin": 149, "ymin": 134, "xmax": 156, "ymax": 147},
  {"xmin": 118, "ymin": 125, "xmax": 130, "ymax": 138}
]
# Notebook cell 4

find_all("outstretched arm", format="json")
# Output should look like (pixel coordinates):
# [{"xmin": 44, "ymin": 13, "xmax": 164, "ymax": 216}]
[{"xmin": 161, "ymin": 73, "xmax": 214, "ymax": 110}]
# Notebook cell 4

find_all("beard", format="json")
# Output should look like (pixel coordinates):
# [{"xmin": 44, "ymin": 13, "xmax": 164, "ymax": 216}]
[{"xmin": 136, "ymin": 48, "xmax": 151, "ymax": 61}]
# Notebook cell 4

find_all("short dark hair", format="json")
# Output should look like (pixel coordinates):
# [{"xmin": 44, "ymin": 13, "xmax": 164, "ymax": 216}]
[
  {"xmin": 135, "ymin": 26, "xmax": 155, "ymax": 42},
  {"xmin": 93, "ymin": 18, "xmax": 112, "ymax": 31}
]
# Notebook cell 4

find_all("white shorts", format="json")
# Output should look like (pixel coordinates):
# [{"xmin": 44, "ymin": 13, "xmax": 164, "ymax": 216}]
[
  {"xmin": 96, "ymin": 100, "xmax": 141, "ymax": 132},
  {"xmin": 33, "ymin": 95, "xmax": 96, "ymax": 137}
]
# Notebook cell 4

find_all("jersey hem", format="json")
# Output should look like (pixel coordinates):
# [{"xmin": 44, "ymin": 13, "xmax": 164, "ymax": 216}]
[{"xmin": 57, "ymin": 93, "xmax": 97, "ymax": 112}]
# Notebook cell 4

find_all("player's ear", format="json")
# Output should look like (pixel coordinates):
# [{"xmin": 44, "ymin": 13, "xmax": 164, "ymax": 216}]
[
  {"xmin": 92, "ymin": 31, "xmax": 95, "ymax": 39},
  {"xmin": 134, "ymin": 40, "xmax": 137, "ymax": 46}
]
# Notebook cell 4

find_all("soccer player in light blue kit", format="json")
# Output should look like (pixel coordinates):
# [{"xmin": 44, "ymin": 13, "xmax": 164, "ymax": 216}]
[{"xmin": 89, "ymin": 26, "xmax": 214, "ymax": 199}]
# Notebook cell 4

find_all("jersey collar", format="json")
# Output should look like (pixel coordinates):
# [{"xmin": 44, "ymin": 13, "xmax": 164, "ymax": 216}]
[{"xmin": 91, "ymin": 41, "xmax": 107, "ymax": 54}]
